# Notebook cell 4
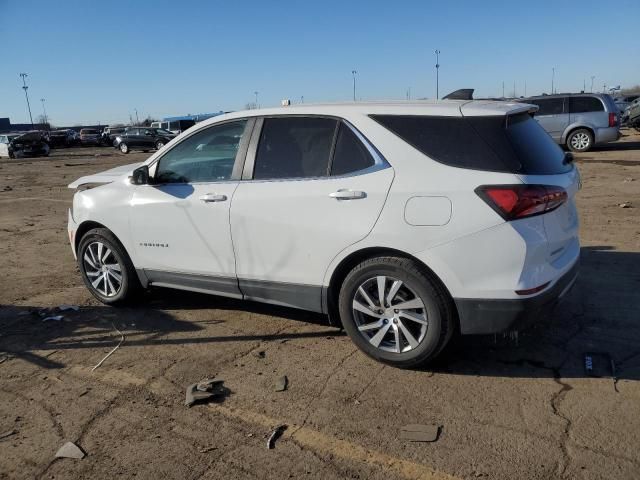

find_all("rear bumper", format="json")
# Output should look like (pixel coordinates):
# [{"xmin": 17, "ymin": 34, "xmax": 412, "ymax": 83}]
[
  {"xmin": 454, "ymin": 260, "xmax": 579, "ymax": 335},
  {"xmin": 594, "ymin": 126, "xmax": 619, "ymax": 145}
]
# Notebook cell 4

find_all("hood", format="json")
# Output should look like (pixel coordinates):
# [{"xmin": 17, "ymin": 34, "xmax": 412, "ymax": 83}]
[{"xmin": 68, "ymin": 162, "xmax": 142, "ymax": 189}]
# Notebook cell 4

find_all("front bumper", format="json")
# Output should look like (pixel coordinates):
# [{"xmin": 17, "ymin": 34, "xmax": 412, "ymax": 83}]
[{"xmin": 454, "ymin": 260, "xmax": 579, "ymax": 335}]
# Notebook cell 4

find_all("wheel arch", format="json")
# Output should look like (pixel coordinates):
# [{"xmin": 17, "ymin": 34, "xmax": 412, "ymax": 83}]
[
  {"xmin": 562, "ymin": 124, "xmax": 594, "ymax": 145},
  {"xmin": 325, "ymin": 246, "xmax": 458, "ymax": 328}
]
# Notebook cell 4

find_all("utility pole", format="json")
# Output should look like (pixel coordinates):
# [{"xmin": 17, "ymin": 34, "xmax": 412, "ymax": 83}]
[
  {"xmin": 583, "ymin": 79, "xmax": 586, "ymax": 92},
  {"xmin": 19, "ymin": 73, "xmax": 34, "ymax": 129},
  {"xmin": 351, "ymin": 70, "xmax": 357, "ymax": 101},
  {"xmin": 434, "ymin": 50, "xmax": 441, "ymax": 99},
  {"xmin": 551, "ymin": 67, "xmax": 555, "ymax": 94},
  {"xmin": 502, "ymin": 81, "xmax": 505, "ymax": 98},
  {"xmin": 406, "ymin": 87, "xmax": 411, "ymax": 100},
  {"xmin": 40, "ymin": 98, "xmax": 49, "ymax": 129},
  {"xmin": 254, "ymin": 91, "xmax": 259, "ymax": 108},
  {"xmin": 513, "ymin": 80, "xmax": 516, "ymax": 98},
  {"xmin": 300, "ymin": 95, "xmax": 304, "ymax": 104},
  {"xmin": 134, "ymin": 108, "xmax": 139, "ymax": 125},
  {"xmin": 590, "ymin": 76, "xmax": 595, "ymax": 93}
]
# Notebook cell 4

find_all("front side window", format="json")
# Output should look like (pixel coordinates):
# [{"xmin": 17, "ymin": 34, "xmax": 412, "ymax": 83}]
[
  {"xmin": 253, "ymin": 117, "xmax": 337, "ymax": 180},
  {"xmin": 569, "ymin": 96, "xmax": 604, "ymax": 113},
  {"xmin": 330, "ymin": 124, "xmax": 375, "ymax": 176},
  {"xmin": 532, "ymin": 98, "xmax": 564, "ymax": 115},
  {"xmin": 155, "ymin": 120, "xmax": 247, "ymax": 184}
]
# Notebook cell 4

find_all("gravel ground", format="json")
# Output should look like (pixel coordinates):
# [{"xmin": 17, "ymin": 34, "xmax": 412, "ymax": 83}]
[{"xmin": 1, "ymin": 130, "xmax": 639, "ymax": 480}]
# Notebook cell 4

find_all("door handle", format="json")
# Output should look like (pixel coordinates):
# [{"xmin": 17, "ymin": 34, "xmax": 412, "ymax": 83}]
[
  {"xmin": 199, "ymin": 193, "xmax": 227, "ymax": 203},
  {"xmin": 329, "ymin": 189, "xmax": 367, "ymax": 200}
]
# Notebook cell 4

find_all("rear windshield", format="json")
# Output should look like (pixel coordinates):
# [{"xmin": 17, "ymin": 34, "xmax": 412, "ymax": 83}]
[
  {"xmin": 370, "ymin": 113, "xmax": 570, "ymax": 175},
  {"xmin": 81, "ymin": 129, "xmax": 99, "ymax": 134}
]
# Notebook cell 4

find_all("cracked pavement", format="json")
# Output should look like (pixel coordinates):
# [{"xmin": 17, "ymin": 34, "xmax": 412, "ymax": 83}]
[{"xmin": 1, "ymin": 131, "xmax": 640, "ymax": 479}]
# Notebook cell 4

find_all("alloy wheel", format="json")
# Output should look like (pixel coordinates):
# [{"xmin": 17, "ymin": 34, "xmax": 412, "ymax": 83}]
[
  {"xmin": 83, "ymin": 241, "xmax": 123, "ymax": 297},
  {"xmin": 570, "ymin": 132, "xmax": 590, "ymax": 150},
  {"xmin": 352, "ymin": 275, "xmax": 428, "ymax": 353}
]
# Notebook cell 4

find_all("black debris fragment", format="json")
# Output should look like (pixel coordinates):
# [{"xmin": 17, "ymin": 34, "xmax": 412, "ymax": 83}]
[{"xmin": 267, "ymin": 425, "xmax": 287, "ymax": 449}]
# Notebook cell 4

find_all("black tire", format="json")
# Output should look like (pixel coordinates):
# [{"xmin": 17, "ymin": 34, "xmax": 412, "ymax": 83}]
[
  {"xmin": 119, "ymin": 142, "xmax": 129, "ymax": 154},
  {"xmin": 566, "ymin": 128, "xmax": 593, "ymax": 152},
  {"xmin": 77, "ymin": 228, "xmax": 141, "ymax": 305},
  {"xmin": 338, "ymin": 256, "xmax": 454, "ymax": 368},
  {"xmin": 155, "ymin": 141, "xmax": 165, "ymax": 150}
]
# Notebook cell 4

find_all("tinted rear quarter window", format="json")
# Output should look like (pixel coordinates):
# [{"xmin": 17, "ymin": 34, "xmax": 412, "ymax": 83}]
[
  {"xmin": 330, "ymin": 124, "xmax": 375, "ymax": 176},
  {"xmin": 569, "ymin": 96, "xmax": 604, "ymax": 113},
  {"xmin": 372, "ymin": 113, "xmax": 570, "ymax": 175}
]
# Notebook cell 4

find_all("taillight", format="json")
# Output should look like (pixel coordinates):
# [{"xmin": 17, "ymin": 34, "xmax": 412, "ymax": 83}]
[
  {"xmin": 476, "ymin": 185, "xmax": 568, "ymax": 220},
  {"xmin": 609, "ymin": 112, "xmax": 617, "ymax": 127}
]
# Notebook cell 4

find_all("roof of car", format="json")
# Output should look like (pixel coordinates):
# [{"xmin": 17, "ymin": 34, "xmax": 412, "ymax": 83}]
[
  {"xmin": 198, "ymin": 100, "xmax": 534, "ymax": 127},
  {"xmin": 523, "ymin": 93, "xmax": 607, "ymax": 100}
]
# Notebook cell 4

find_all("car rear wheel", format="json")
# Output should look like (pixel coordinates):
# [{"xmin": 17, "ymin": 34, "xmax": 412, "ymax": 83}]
[
  {"xmin": 338, "ymin": 256, "xmax": 454, "ymax": 368},
  {"xmin": 155, "ymin": 141, "xmax": 165, "ymax": 150},
  {"xmin": 119, "ymin": 142, "xmax": 129, "ymax": 154},
  {"xmin": 77, "ymin": 228, "xmax": 141, "ymax": 305},
  {"xmin": 567, "ymin": 128, "xmax": 593, "ymax": 152}
]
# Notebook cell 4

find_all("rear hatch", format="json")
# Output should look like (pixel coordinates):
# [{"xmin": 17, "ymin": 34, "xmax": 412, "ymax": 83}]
[{"xmin": 459, "ymin": 103, "xmax": 580, "ymax": 264}]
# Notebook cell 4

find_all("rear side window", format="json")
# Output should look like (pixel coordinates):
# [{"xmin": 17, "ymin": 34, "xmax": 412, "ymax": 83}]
[
  {"xmin": 126, "ymin": 128, "xmax": 139, "ymax": 136},
  {"xmin": 254, "ymin": 117, "xmax": 337, "ymax": 179},
  {"xmin": 372, "ymin": 113, "xmax": 570, "ymax": 175},
  {"xmin": 531, "ymin": 98, "xmax": 564, "ymax": 115},
  {"xmin": 569, "ymin": 96, "xmax": 604, "ymax": 113},
  {"xmin": 330, "ymin": 124, "xmax": 375, "ymax": 176}
]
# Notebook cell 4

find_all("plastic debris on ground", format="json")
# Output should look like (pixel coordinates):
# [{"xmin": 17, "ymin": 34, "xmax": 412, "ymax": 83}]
[
  {"xmin": 267, "ymin": 425, "xmax": 287, "ymax": 449},
  {"xmin": 275, "ymin": 375, "xmax": 288, "ymax": 392},
  {"xmin": 185, "ymin": 378, "xmax": 227, "ymax": 407},
  {"xmin": 399, "ymin": 424, "xmax": 440, "ymax": 442},
  {"xmin": 55, "ymin": 441, "xmax": 86, "ymax": 459}
]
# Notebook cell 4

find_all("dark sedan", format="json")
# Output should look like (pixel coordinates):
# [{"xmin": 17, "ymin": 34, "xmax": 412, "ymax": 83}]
[
  {"xmin": 114, "ymin": 127, "xmax": 176, "ymax": 154},
  {"xmin": 8, "ymin": 132, "xmax": 50, "ymax": 158}
]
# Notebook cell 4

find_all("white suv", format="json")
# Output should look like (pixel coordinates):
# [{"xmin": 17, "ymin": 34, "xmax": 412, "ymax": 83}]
[{"xmin": 67, "ymin": 101, "xmax": 580, "ymax": 367}]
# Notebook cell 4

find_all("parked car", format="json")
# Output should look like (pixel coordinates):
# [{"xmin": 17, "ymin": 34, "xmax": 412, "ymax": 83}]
[
  {"xmin": 79, "ymin": 128, "xmax": 102, "ymax": 146},
  {"xmin": 49, "ymin": 129, "xmax": 79, "ymax": 148},
  {"xmin": 614, "ymin": 94, "xmax": 640, "ymax": 115},
  {"xmin": 516, "ymin": 93, "xmax": 620, "ymax": 152},
  {"xmin": 626, "ymin": 98, "xmax": 640, "ymax": 130},
  {"xmin": 0, "ymin": 133, "xmax": 22, "ymax": 157},
  {"xmin": 101, "ymin": 126, "xmax": 127, "ymax": 146},
  {"xmin": 113, "ymin": 127, "xmax": 176, "ymax": 154},
  {"xmin": 3, "ymin": 131, "xmax": 50, "ymax": 158},
  {"xmin": 67, "ymin": 102, "xmax": 580, "ymax": 367},
  {"xmin": 150, "ymin": 119, "xmax": 196, "ymax": 134}
]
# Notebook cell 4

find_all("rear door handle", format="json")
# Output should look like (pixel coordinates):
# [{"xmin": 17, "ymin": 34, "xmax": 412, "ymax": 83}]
[
  {"xmin": 199, "ymin": 193, "xmax": 227, "ymax": 203},
  {"xmin": 329, "ymin": 189, "xmax": 367, "ymax": 200}
]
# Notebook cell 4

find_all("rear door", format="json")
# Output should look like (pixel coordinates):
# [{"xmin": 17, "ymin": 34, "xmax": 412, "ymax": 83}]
[
  {"xmin": 530, "ymin": 97, "xmax": 568, "ymax": 141},
  {"xmin": 568, "ymin": 95, "xmax": 607, "ymax": 128},
  {"xmin": 230, "ymin": 116, "xmax": 394, "ymax": 312}
]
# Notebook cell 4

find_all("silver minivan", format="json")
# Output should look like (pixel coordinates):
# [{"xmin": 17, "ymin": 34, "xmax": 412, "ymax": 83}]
[{"xmin": 518, "ymin": 93, "xmax": 620, "ymax": 152}]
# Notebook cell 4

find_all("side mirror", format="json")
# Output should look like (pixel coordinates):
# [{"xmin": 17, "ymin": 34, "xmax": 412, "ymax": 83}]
[{"xmin": 130, "ymin": 165, "xmax": 150, "ymax": 185}]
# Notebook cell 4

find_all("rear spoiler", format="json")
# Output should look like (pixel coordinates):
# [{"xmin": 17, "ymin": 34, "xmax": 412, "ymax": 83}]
[{"xmin": 443, "ymin": 89, "xmax": 474, "ymax": 100}]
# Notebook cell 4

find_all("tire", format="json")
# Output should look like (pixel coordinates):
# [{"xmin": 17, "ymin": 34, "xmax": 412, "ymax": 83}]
[
  {"xmin": 567, "ymin": 128, "xmax": 593, "ymax": 152},
  {"xmin": 155, "ymin": 141, "xmax": 165, "ymax": 150},
  {"xmin": 119, "ymin": 142, "xmax": 129, "ymax": 154},
  {"xmin": 338, "ymin": 256, "xmax": 454, "ymax": 368},
  {"xmin": 77, "ymin": 228, "xmax": 141, "ymax": 305}
]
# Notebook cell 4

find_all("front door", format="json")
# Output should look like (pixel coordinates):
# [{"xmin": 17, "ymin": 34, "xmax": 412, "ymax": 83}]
[
  {"xmin": 230, "ymin": 117, "xmax": 394, "ymax": 312},
  {"xmin": 130, "ymin": 119, "xmax": 251, "ymax": 297}
]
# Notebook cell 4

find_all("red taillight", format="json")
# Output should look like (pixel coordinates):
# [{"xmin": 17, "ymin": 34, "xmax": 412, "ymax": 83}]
[
  {"xmin": 476, "ymin": 185, "xmax": 568, "ymax": 220},
  {"xmin": 609, "ymin": 112, "xmax": 617, "ymax": 127}
]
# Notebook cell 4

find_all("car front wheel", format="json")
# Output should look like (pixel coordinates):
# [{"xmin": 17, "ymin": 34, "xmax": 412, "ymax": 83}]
[
  {"xmin": 567, "ymin": 128, "xmax": 593, "ymax": 152},
  {"xmin": 119, "ymin": 142, "xmax": 129, "ymax": 154},
  {"xmin": 338, "ymin": 256, "xmax": 454, "ymax": 368},
  {"xmin": 77, "ymin": 228, "xmax": 141, "ymax": 305},
  {"xmin": 155, "ymin": 140, "xmax": 165, "ymax": 150}
]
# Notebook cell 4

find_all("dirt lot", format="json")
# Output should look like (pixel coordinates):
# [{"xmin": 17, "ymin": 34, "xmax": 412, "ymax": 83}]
[{"xmin": 1, "ymin": 131, "xmax": 639, "ymax": 480}]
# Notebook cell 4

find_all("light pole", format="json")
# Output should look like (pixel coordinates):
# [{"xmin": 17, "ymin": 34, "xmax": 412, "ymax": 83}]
[
  {"xmin": 502, "ymin": 81, "xmax": 505, "ymax": 98},
  {"xmin": 300, "ymin": 95, "xmax": 304, "ymax": 104},
  {"xmin": 254, "ymin": 91, "xmax": 259, "ymax": 108},
  {"xmin": 590, "ymin": 76, "xmax": 595, "ymax": 93},
  {"xmin": 351, "ymin": 70, "xmax": 357, "ymax": 101},
  {"xmin": 434, "ymin": 50, "xmax": 441, "ymax": 99},
  {"xmin": 551, "ymin": 67, "xmax": 555, "ymax": 94},
  {"xmin": 40, "ymin": 98, "xmax": 48, "ymax": 129},
  {"xmin": 19, "ymin": 73, "xmax": 34, "ymax": 129}
]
